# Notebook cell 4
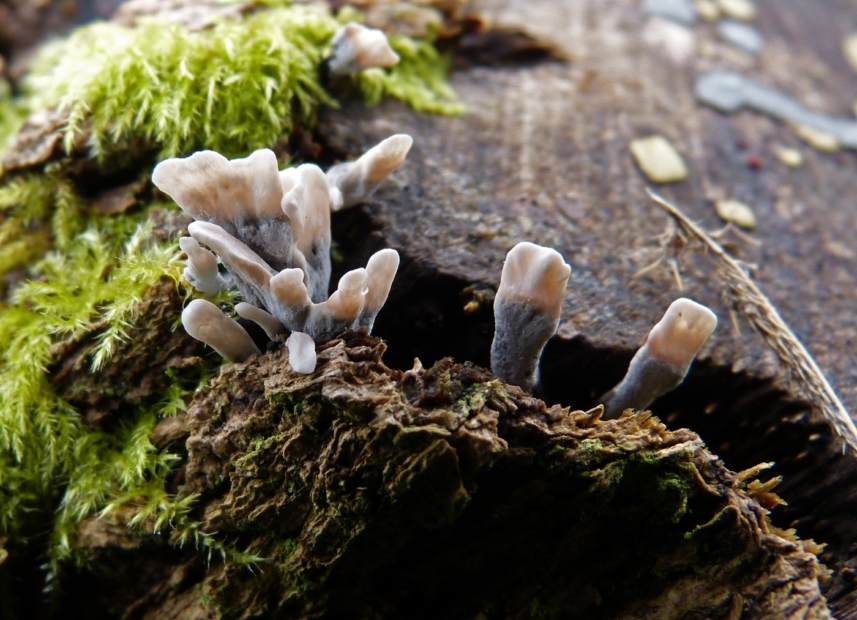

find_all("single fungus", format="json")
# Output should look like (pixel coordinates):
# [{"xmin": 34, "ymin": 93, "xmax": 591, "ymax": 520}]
[
  {"xmin": 154, "ymin": 138, "xmax": 408, "ymax": 362},
  {"xmin": 490, "ymin": 242, "xmax": 571, "ymax": 393},
  {"xmin": 182, "ymin": 299, "xmax": 261, "ymax": 363},
  {"xmin": 358, "ymin": 248, "xmax": 400, "ymax": 332},
  {"xmin": 327, "ymin": 22, "xmax": 400, "ymax": 76},
  {"xmin": 601, "ymin": 297, "xmax": 717, "ymax": 418},
  {"xmin": 326, "ymin": 134, "xmax": 413, "ymax": 210}
]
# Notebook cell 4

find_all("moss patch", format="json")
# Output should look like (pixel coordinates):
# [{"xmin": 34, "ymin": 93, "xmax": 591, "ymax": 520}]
[
  {"xmin": 24, "ymin": 4, "xmax": 462, "ymax": 160},
  {"xmin": 0, "ymin": 4, "xmax": 463, "ymax": 596}
]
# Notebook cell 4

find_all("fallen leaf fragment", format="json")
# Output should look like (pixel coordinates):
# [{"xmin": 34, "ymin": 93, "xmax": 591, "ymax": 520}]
[
  {"xmin": 629, "ymin": 135, "xmax": 688, "ymax": 184},
  {"xmin": 774, "ymin": 147, "xmax": 802, "ymax": 168},
  {"xmin": 716, "ymin": 199, "xmax": 756, "ymax": 229},
  {"xmin": 843, "ymin": 33, "xmax": 857, "ymax": 74},
  {"xmin": 717, "ymin": 0, "xmax": 756, "ymax": 21},
  {"xmin": 694, "ymin": 0, "xmax": 720, "ymax": 21},
  {"xmin": 791, "ymin": 123, "xmax": 840, "ymax": 152}
]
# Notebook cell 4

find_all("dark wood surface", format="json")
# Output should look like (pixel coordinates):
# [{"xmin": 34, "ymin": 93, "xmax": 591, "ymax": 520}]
[{"xmin": 320, "ymin": 0, "xmax": 857, "ymax": 615}]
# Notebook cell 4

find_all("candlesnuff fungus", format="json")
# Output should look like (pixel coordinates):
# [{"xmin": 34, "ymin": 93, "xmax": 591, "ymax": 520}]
[
  {"xmin": 601, "ymin": 297, "xmax": 718, "ymax": 418},
  {"xmin": 327, "ymin": 22, "xmax": 401, "ymax": 76},
  {"xmin": 154, "ymin": 135, "xmax": 411, "ymax": 370},
  {"xmin": 490, "ymin": 242, "xmax": 571, "ymax": 393},
  {"xmin": 327, "ymin": 134, "xmax": 414, "ymax": 211},
  {"xmin": 280, "ymin": 163, "xmax": 332, "ymax": 302},
  {"xmin": 182, "ymin": 299, "xmax": 261, "ymax": 363}
]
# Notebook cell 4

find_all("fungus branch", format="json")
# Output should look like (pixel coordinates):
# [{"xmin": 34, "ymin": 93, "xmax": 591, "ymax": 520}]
[{"xmin": 647, "ymin": 188, "xmax": 857, "ymax": 452}]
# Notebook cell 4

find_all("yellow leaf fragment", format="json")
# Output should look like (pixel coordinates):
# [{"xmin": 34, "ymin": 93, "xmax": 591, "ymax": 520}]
[
  {"xmin": 790, "ymin": 123, "xmax": 840, "ymax": 152},
  {"xmin": 716, "ymin": 0, "xmax": 756, "ymax": 21},
  {"xmin": 694, "ymin": 0, "xmax": 720, "ymax": 21},
  {"xmin": 774, "ymin": 146, "xmax": 802, "ymax": 168},
  {"xmin": 715, "ymin": 199, "xmax": 756, "ymax": 230},
  {"xmin": 629, "ymin": 135, "xmax": 688, "ymax": 184},
  {"xmin": 843, "ymin": 33, "xmax": 857, "ymax": 74}
]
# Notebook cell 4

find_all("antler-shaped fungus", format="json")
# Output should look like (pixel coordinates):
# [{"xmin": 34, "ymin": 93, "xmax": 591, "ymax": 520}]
[
  {"xmin": 154, "ymin": 136, "xmax": 411, "ymax": 371},
  {"xmin": 326, "ymin": 134, "xmax": 413, "ymax": 211}
]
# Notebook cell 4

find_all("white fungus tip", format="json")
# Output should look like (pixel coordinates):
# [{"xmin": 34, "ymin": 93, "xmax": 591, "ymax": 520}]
[
  {"xmin": 179, "ymin": 236, "xmax": 222, "ymax": 295},
  {"xmin": 182, "ymin": 299, "xmax": 261, "ymax": 363},
  {"xmin": 496, "ymin": 242, "xmax": 571, "ymax": 320},
  {"xmin": 179, "ymin": 236, "xmax": 217, "ymax": 271},
  {"xmin": 283, "ymin": 164, "xmax": 332, "ymax": 257},
  {"xmin": 644, "ymin": 298, "xmax": 718, "ymax": 369},
  {"xmin": 153, "ymin": 149, "xmax": 283, "ymax": 222},
  {"xmin": 364, "ymin": 248, "xmax": 400, "ymax": 316},
  {"xmin": 329, "ymin": 22, "xmax": 400, "ymax": 75},
  {"xmin": 361, "ymin": 134, "xmax": 413, "ymax": 184},
  {"xmin": 329, "ymin": 186, "xmax": 345, "ymax": 212},
  {"xmin": 326, "ymin": 133, "xmax": 414, "ymax": 210},
  {"xmin": 270, "ymin": 268, "xmax": 312, "ymax": 309},
  {"xmin": 279, "ymin": 167, "xmax": 300, "ymax": 196},
  {"xmin": 286, "ymin": 331, "xmax": 317, "ymax": 374},
  {"xmin": 235, "ymin": 302, "xmax": 285, "ymax": 340},
  {"xmin": 324, "ymin": 268, "xmax": 368, "ymax": 322}
]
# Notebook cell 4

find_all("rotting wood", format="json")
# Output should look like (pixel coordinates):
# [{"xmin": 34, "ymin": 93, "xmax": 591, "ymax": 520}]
[
  {"xmin": 2, "ymin": 0, "xmax": 857, "ymax": 616},
  {"xmin": 59, "ymin": 332, "xmax": 833, "ymax": 619}
]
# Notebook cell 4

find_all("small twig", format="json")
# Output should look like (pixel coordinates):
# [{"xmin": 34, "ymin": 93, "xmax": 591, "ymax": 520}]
[{"xmin": 647, "ymin": 188, "xmax": 857, "ymax": 453}]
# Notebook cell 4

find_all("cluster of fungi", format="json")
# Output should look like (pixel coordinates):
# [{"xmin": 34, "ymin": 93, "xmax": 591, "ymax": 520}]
[{"xmin": 152, "ymin": 20, "xmax": 718, "ymax": 414}]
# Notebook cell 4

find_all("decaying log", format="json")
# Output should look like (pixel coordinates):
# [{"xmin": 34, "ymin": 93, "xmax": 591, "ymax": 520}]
[
  {"xmin": 3, "ymin": 0, "xmax": 857, "ymax": 616},
  {"xmin": 60, "ymin": 332, "xmax": 830, "ymax": 618}
]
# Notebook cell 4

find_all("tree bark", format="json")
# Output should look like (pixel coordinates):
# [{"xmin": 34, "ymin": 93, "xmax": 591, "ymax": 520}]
[{"xmin": 4, "ymin": 0, "xmax": 857, "ymax": 617}]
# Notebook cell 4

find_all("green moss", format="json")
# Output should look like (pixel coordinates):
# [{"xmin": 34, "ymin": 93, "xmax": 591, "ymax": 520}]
[
  {"xmin": 0, "ymin": 219, "xmax": 181, "ymax": 539},
  {"xmin": 25, "ymin": 5, "xmax": 462, "ymax": 160},
  {"xmin": 0, "ymin": 210, "xmax": 258, "ymax": 588},
  {"xmin": 358, "ymin": 34, "xmax": 465, "ymax": 116},
  {"xmin": 0, "ymin": 79, "xmax": 28, "ymax": 157},
  {"xmin": 281, "ymin": 538, "xmax": 298, "ymax": 556},
  {"xmin": 0, "ymin": 0, "xmax": 462, "ymax": 591}
]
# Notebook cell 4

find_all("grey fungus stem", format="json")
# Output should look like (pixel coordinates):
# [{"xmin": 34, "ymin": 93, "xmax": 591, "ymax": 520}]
[
  {"xmin": 601, "ymin": 298, "xmax": 717, "ymax": 419},
  {"xmin": 182, "ymin": 299, "xmax": 261, "ymax": 363},
  {"xmin": 490, "ymin": 242, "xmax": 571, "ymax": 393},
  {"xmin": 327, "ymin": 22, "xmax": 400, "ymax": 76}
]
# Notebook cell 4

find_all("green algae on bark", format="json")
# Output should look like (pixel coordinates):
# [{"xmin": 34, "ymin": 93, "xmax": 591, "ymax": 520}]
[{"xmin": 48, "ymin": 331, "xmax": 830, "ymax": 619}]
